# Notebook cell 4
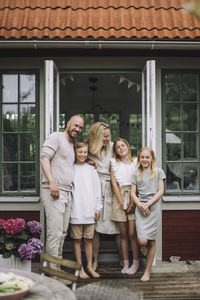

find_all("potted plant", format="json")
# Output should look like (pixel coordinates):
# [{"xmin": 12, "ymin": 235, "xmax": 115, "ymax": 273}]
[{"xmin": 0, "ymin": 218, "xmax": 43, "ymax": 271}]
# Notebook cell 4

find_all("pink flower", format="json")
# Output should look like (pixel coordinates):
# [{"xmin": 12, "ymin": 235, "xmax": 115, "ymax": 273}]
[
  {"xmin": 3, "ymin": 219, "xmax": 25, "ymax": 234},
  {"xmin": 0, "ymin": 219, "xmax": 5, "ymax": 228}
]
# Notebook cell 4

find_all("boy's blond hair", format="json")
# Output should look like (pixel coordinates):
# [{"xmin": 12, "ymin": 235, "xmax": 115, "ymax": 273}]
[
  {"xmin": 137, "ymin": 147, "xmax": 157, "ymax": 181},
  {"xmin": 86, "ymin": 122, "xmax": 110, "ymax": 160}
]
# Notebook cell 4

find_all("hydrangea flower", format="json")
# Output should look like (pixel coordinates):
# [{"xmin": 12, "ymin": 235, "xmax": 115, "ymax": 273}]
[
  {"xmin": 28, "ymin": 238, "xmax": 43, "ymax": 254},
  {"xmin": 27, "ymin": 221, "xmax": 42, "ymax": 235},
  {"xmin": 0, "ymin": 219, "xmax": 6, "ymax": 228},
  {"xmin": 3, "ymin": 219, "xmax": 25, "ymax": 234},
  {"xmin": 18, "ymin": 244, "xmax": 33, "ymax": 260}
]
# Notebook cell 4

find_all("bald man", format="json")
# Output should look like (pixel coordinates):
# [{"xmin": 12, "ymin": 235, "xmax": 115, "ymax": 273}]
[{"xmin": 40, "ymin": 115, "xmax": 84, "ymax": 261}]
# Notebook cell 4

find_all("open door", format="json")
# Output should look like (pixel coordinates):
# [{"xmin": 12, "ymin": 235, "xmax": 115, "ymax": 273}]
[
  {"xmin": 142, "ymin": 60, "xmax": 156, "ymax": 153},
  {"xmin": 44, "ymin": 60, "xmax": 59, "ymax": 138}
]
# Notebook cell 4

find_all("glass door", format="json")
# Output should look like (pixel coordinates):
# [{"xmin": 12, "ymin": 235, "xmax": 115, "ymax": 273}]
[{"xmin": 44, "ymin": 60, "xmax": 59, "ymax": 138}]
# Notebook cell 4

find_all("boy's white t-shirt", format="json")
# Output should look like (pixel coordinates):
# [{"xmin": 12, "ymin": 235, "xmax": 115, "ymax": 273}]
[{"xmin": 70, "ymin": 163, "xmax": 102, "ymax": 224}]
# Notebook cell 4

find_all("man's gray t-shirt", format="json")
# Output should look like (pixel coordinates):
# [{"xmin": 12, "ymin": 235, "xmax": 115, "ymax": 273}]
[{"xmin": 40, "ymin": 132, "xmax": 75, "ymax": 190}]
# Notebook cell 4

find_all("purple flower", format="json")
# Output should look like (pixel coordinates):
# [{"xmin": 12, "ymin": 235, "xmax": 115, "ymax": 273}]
[
  {"xmin": 18, "ymin": 244, "xmax": 33, "ymax": 260},
  {"xmin": 27, "ymin": 221, "xmax": 42, "ymax": 235},
  {"xmin": 16, "ymin": 218, "xmax": 26, "ymax": 226},
  {"xmin": 28, "ymin": 238, "xmax": 43, "ymax": 254}
]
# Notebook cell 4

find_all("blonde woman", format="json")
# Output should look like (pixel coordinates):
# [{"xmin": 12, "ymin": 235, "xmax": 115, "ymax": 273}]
[
  {"xmin": 87, "ymin": 122, "xmax": 120, "ymax": 270},
  {"xmin": 131, "ymin": 147, "xmax": 166, "ymax": 281}
]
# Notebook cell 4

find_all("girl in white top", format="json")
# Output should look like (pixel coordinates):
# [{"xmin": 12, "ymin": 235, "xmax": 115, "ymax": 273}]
[
  {"xmin": 70, "ymin": 142, "xmax": 102, "ymax": 279},
  {"xmin": 110, "ymin": 138, "xmax": 139, "ymax": 275},
  {"xmin": 131, "ymin": 147, "xmax": 165, "ymax": 282}
]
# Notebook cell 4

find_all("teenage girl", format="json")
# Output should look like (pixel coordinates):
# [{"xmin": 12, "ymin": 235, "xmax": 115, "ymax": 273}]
[
  {"xmin": 131, "ymin": 147, "xmax": 166, "ymax": 281},
  {"xmin": 110, "ymin": 138, "xmax": 139, "ymax": 275}
]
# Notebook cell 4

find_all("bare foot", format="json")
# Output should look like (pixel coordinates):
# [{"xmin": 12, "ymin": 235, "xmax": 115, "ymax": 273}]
[
  {"xmin": 79, "ymin": 268, "xmax": 89, "ymax": 279},
  {"xmin": 92, "ymin": 260, "xmax": 98, "ymax": 271},
  {"xmin": 140, "ymin": 273, "xmax": 150, "ymax": 282},
  {"xmin": 140, "ymin": 246, "xmax": 147, "ymax": 257},
  {"xmin": 87, "ymin": 267, "xmax": 100, "ymax": 278}
]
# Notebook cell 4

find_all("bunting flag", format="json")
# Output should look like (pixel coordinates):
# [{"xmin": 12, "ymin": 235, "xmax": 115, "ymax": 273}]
[{"xmin": 119, "ymin": 74, "xmax": 141, "ymax": 92}]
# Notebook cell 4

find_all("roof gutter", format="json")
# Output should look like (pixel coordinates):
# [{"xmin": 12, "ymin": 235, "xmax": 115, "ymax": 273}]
[{"xmin": 1, "ymin": 40, "xmax": 200, "ymax": 50}]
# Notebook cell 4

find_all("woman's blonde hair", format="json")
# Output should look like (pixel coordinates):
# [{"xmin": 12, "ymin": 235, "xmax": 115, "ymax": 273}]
[
  {"xmin": 113, "ymin": 138, "xmax": 132, "ymax": 162},
  {"xmin": 86, "ymin": 122, "xmax": 110, "ymax": 159},
  {"xmin": 137, "ymin": 147, "xmax": 157, "ymax": 181}
]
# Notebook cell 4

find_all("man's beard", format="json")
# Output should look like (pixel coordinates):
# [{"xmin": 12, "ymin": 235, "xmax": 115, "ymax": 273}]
[{"xmin": 67, "ymin": 128, "xmax": 78, "ymax": 139}]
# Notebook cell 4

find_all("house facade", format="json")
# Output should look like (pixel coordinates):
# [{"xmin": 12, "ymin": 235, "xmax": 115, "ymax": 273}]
[{"xmin": 0, "ymin": 0, "xmax": 200, "ymax": 261}]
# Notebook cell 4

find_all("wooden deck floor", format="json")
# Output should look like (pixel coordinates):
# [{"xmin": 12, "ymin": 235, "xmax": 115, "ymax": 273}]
[{"xmin": 77, "ymin": 261, "xmax": 200, "ymax": 300}]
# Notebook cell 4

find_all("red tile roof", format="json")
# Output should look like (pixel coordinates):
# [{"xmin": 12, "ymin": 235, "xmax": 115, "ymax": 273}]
[{"xmin": 0, "ymin": 0, "xmax": 200, "ymax": 40}]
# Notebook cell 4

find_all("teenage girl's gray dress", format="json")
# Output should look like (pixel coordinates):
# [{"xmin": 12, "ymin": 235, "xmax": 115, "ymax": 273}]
[{"xmin": 132, "ymin": 167, "xmax": 166, "ymax": 240}]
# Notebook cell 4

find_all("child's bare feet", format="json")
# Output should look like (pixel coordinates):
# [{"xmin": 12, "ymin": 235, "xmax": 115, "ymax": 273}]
[
  {"xmin": 79, "ymin": 268, "xmax": 89, "ymax": 279},
  {"xmin": 92, "ymin": 259, "xmax": 98, "ymax": 271},
  {"xmin": 87, "ymin": 267, "xmax": 100, "ymax": 278},
  {"xmin": 140, "ymin": 273, "xmax": 150, "ymax": 282}
]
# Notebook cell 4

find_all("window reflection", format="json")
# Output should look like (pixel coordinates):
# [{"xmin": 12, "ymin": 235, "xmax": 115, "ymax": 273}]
[
  {"xmin": 19, "ymin": 104, "xmax": 36, "ymax": 131},
  {"xmin": 3, "ymin": 164, "xmax": 18, "ymax": 191},
  {"xmin": 3, "ymin": 104, "xmax": 18, "ymax": 132},
  {"xmin": 2, "ymin": 75, "xmax": 18, "ymax": 103},
  {"xmin": 184, "ymin": 164, "xmax": 198, "ymax": 191},
  {"xmin": 20, "ymin": 75, "xmax": 35, "ymax": 102}
]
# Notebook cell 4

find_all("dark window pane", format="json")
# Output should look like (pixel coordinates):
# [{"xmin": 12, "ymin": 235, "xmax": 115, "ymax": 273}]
[
  {"xmin": 20, "ymin": 134, "xmax": 36, "ymax": 161},
  {"xmin": 2, "ymin": 75, "xmax": 18, "ymax": 103},
  {"xmin": 166, "ymin": 163, "xmax": 181, "ymax": 191},
  {"xmin": 184, "ymin": 163, "xmax": 198, "ymax": 191},
  {"xmin": 3, "ymin": 163, "xmax": 18, "ymax": 191},
  {"xmin": 20, "ymin": 75, "xmax": 35, "ymax": 102},
  {"xmin": 3, "ymin": 104, "xmax": 18, "ymax": 132},
  {"xmin": 166, "ymin": 104, "xmax": 181, "ymax": 131},
  {"xmin": 19, "ymin": 104, "xmax": 36, "ymax": 131},
  {"xmin": 184, "ymin": 133, "xmax": 199, "ymax": 160},
  {"xmin": 164, "ymin": 74, "xmax": 181, "ymax": 102},
  {"xmin": 20, "ymin": 164, "xmax": 35, "ymax": 191},
  {"xmin": 182, "ymin": 74, "xmax": 198, "ymax": 102},
  {"xmin": 3, "ymin": 134, "xmax": 18, "ymax": 161},
  {"xmin": 183, "ymin": 104, "xmax": 198, "ymax": 131},
  {"xmin": 166, "ymin": 132, "xmax": 181, "ymax": 161}
]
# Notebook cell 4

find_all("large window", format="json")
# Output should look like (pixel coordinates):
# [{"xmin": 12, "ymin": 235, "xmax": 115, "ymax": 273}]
[
  {"xmin": 162, "ymin": 70, "xmax": 199, "ymax": 194},
  {"xmin": 0, "ymin": 72, "xmax": 39, "ymax": 197}
]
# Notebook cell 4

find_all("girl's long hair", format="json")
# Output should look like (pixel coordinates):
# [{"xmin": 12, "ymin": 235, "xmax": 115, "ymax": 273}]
[
  {"xmin": 137, "ymin": 147, "xmax": 157, "ymax": 181},
  {"xmin": 86, "ymin": 122, "xmax": 110, "ymax": 160},
  {"xmin": 113, "ymin": 138, "xmax": 132, "ymax": 162}
]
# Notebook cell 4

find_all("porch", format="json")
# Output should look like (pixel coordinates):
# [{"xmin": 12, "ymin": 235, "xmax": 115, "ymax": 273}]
[{"xmin": 32, "ymin": 260, "xmax": 200, "ymax": 299}]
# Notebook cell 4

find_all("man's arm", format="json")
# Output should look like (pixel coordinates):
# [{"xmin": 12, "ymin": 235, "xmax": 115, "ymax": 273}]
[{"xmin": 40, "ymin": 157, "xmax": 60, "ymax": 198}]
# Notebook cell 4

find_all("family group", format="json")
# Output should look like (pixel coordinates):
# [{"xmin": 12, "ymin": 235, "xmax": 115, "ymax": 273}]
[{"xmin": 40, "ymin": 115, "xmax": 166, "ymax": 282}]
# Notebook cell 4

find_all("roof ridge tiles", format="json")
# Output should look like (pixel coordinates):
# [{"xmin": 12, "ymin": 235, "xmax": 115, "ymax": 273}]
[
  {"xmin": 0, "ymin": 6, "xmax": 185, "ymax": 11},
  {"xmin": 1, "ymin": 26, "xmax": 199, "ymax": 32}
]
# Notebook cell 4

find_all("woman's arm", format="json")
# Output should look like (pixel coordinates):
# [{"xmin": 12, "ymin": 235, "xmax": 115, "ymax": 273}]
[{"xmin": 110, "ymin": 165, "xmax": 124, "ymax": 208}]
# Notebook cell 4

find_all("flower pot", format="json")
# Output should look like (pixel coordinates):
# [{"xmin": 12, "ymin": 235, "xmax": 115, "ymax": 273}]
[{"xmin": 0, "ymin": 254, "xmax": 31, "ymax": 272}]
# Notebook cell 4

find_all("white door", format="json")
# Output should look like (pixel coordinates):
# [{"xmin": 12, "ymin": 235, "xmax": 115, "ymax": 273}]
[
  {"xmin": 44, "ymin": 60, "xmax": 59, "ymax": 138},
  {"xmin": 142, "ymin": 60, "xmax": 156, "ymax": 153}
]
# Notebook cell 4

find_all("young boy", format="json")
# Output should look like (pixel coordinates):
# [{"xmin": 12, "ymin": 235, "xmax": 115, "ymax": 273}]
[{"xmin": 70, "ymin": 142, "xmax": 102, "ymax": 279}]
